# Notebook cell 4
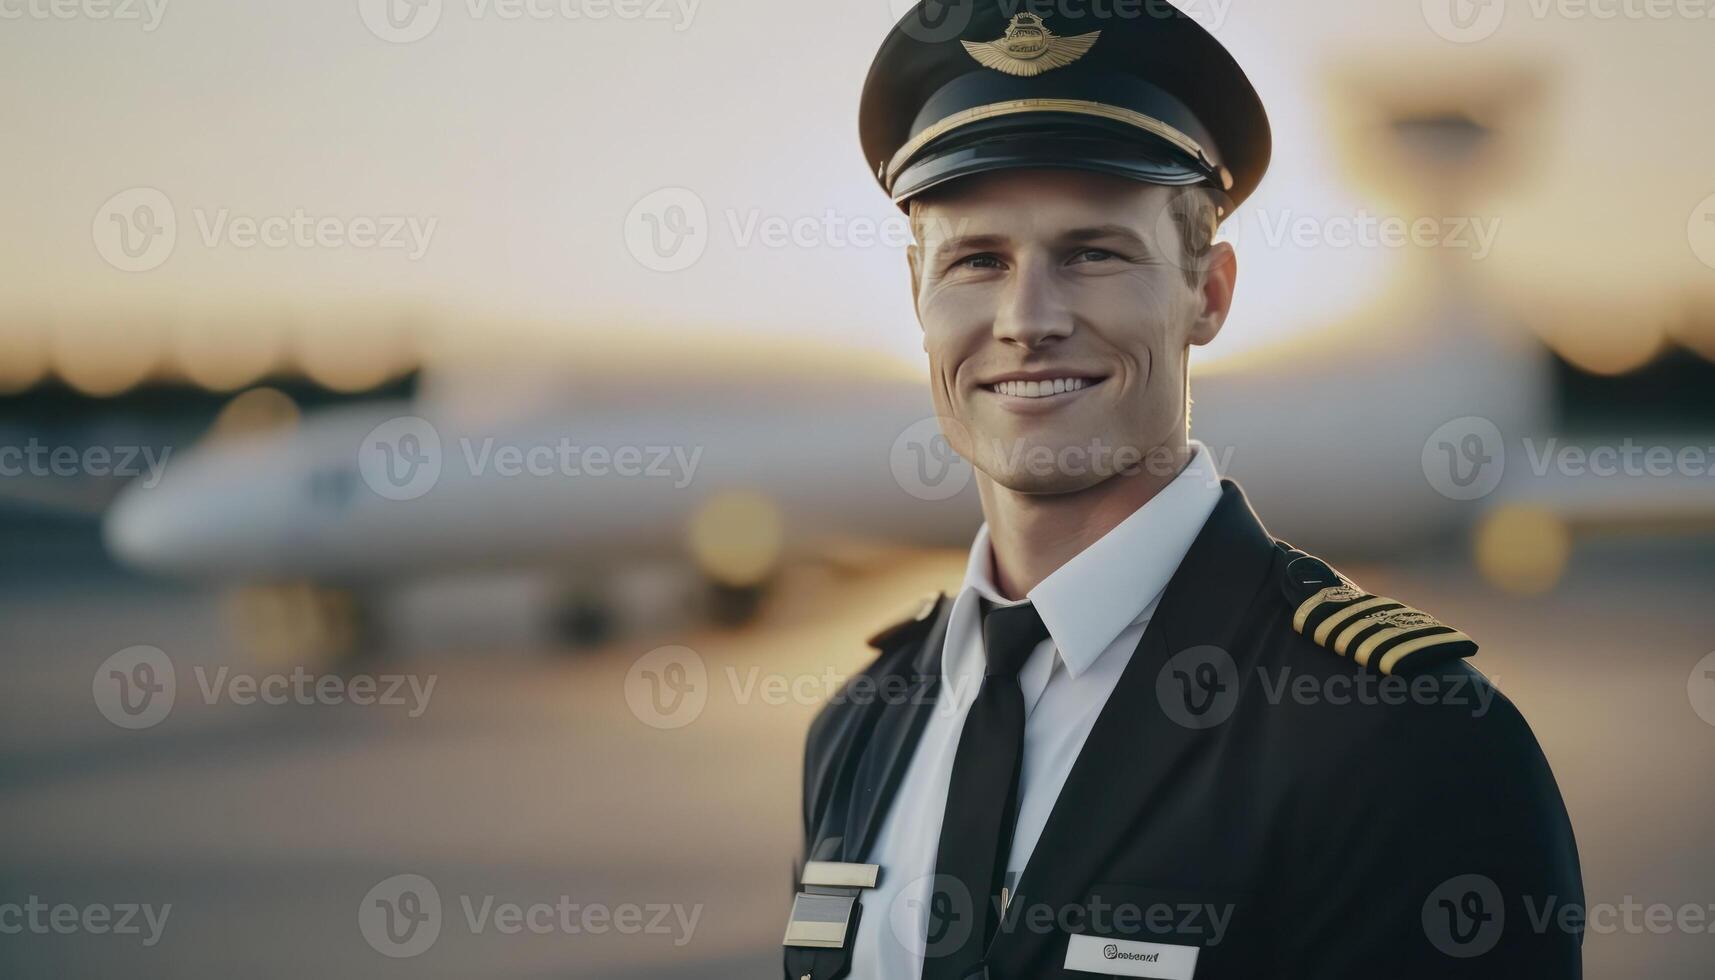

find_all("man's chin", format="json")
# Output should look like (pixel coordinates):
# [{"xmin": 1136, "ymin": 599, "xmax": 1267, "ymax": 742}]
[
  {"xmin": 980, "ymin": 468, "xmax": 1111, "ymax": 496},
  {"xmin": 964, "ymin": 426, "xmax": 1170, "ymax": 493},
  {"xmin": 971, "ymin": 438, "xmax": 1117, "ymax": 495}
]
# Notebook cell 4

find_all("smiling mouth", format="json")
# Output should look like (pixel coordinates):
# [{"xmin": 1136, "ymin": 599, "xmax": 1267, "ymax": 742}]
[{"xmin": 981, "ymin": 377, "xmax": 1103, "ymax": 399}]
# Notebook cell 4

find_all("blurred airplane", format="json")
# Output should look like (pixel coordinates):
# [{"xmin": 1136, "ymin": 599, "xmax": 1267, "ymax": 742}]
[
  {"xmin": 99, "ymin": 288, "xmax": 1715, "ymax": 659},
  {"xmin": 101, "ymin": 354, "xmax": 981, "ymax": 652}
]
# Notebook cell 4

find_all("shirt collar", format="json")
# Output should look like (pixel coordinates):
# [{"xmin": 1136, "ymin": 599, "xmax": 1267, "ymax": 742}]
[{"xmin": 953, "ymin": 440, "xmax": 1225, "ymax": 682}]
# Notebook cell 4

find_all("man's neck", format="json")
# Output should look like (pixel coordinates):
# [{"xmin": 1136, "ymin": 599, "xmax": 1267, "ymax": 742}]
[{"xmin": 978, "ymin": 439, "xmax": 1193, "ymax": 600}]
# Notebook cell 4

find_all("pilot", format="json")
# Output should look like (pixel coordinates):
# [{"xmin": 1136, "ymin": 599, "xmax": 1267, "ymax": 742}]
[{"xmin": 784, "ymin": 3, "xmax": 1583, "ymax": 979}]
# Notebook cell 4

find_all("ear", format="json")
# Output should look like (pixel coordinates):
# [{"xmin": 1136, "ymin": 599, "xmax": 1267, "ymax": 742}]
[{"xmin": 1189, "ymin": 240, "xmax": 1236, "ymax": 347}]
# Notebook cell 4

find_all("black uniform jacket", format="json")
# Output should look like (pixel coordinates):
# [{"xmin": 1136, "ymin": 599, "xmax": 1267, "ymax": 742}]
[{"xmin": 793, "ymin": 480, "xmax": 1583, "ymax": 979}]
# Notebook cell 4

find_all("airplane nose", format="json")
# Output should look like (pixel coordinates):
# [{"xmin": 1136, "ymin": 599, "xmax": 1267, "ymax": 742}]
[{"xmin": 103, "ymin": 479, "xmax": 191, "ymax": 575}]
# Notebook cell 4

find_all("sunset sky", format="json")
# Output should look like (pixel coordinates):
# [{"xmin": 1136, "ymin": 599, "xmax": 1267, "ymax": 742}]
[{"xmin": 4, "ymin": 0, "xmax": 1714, "ymax": 390}]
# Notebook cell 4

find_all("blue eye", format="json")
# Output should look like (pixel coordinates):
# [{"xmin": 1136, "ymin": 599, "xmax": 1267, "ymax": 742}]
[{"xmin": 1073, "ymin": 248, "xmax": 1116, "ymax": 263}]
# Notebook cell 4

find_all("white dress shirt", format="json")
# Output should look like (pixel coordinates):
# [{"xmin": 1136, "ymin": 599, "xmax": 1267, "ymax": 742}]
[{"xmin": 849, "ymin": 441, "xmax": 1224, "ymax": 979}]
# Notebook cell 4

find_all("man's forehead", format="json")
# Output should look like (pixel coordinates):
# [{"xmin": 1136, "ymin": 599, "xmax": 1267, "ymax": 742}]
[{"xmin": 913, "ymin": 174, "xmax": 1176, "ymax": 245}]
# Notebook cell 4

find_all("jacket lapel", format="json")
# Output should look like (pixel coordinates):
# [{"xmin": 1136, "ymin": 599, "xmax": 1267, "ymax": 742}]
[
  {"xmin": 992, "ymin": 481, "xmax": 1279, "ymax": 973},
  {"xmin": 805, "ymin": 596, "xmax": 953, "ymax": 864},
  {"xmin": 840, "ymin": 597, "xmax": 953, "ymax": 862}
]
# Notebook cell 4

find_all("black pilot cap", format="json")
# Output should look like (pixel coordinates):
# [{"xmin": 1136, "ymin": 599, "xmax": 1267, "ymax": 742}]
[{"xmin": 860, "ymin": 2, "xmax": 1271, "ymax": 213}]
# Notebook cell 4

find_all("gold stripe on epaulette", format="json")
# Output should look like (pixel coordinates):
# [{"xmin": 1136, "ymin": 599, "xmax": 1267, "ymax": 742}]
[
  {"xmin": 1292, "ymin": 585, "xmax": 1365, "ymax": 633},
  {"xmin": 1332, "ymin": 605, "xmax": 1407, "ymax": 656},
  {"xmin": 1291, "ymin": 583, "xmax": 1473, "ymax": 674},
  {"xmin": 1377, "ymin": 630, "xmax": 1473, "ymax": 675},
  {"xmin": 1346, "ymin": 608, "xmax": 1451, "ymax": 668},
  {"xmin": 1313, "ymin": 596, "xmax": 1392, "ymax": 646}
]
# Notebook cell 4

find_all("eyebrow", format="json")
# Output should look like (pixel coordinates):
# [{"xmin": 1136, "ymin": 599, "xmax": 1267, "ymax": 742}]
[
  {"xmin": 1059, "ymin": 224, "xmax": 1155, "ymax": 251},
  {"xmin": 924, "ymin": 224, "xmax": 1156, "ymax": 258}
]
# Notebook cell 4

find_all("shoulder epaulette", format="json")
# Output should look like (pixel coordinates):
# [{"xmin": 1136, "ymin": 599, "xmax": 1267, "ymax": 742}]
[
  {"xmin": 866, "ymin": 591, "xmax": 945, "ymax": 650},
  {"xmin": 1278, "ymin": 549, "xmax": 1476, "ymax": 675}
]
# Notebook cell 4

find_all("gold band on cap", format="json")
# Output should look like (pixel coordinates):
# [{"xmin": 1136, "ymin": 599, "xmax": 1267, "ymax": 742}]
[{"xmin": 885, "ymin": 97, "xmax": 1228, "ymax": 194}]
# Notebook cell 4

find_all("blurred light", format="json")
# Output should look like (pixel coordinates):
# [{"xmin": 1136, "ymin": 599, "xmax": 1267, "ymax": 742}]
[
  {"xmin": 1535, "ymin": 308, "xmax": 1667, "ymax": 376},
  {"xmin": 294, "ymin": 313, "xmax": 417, "ymax": 393},
  {"xmin": 172, "ymin": 315, "xmax": 285, "ymax": 392},
  {"xmin": 53, "ymin": 317, "xmax": 164, "ymax": 396},
  {"xmin": 1474, "ymin": 505, "xmax": 1572, "ymax": 596},
  {"xmin": 687, "ymin": 491, "xmax": 784, "ymax": 588},
  {"xmin": 226, "ymin": 584, "xmax": 358, "ymax": 668},
  {"xmin": 1668, "ymin": 294, "xmax": 1715, "ymax": 364},
  {"xmin": 0, "ymin": 321, "xmax": 50, "ymax": 394},
  {"xmin": 208, "ymin": 387, "xmax": 300, "ymax": 442}
]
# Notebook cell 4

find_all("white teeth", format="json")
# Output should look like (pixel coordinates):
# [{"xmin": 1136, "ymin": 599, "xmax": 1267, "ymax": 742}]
[{"xmin": 990, "ymin": 377, "xmax": 1090, "ymax": 398}]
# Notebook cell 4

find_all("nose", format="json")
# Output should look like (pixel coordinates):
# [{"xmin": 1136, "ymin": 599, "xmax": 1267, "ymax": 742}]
[{"xmin": 991, "ymin": 258, "xmax": 1072, "ymax": 349}]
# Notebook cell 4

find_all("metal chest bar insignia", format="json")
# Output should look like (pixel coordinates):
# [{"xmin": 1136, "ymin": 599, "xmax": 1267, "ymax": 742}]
[{"xmin": 783, "ymin": 862, "xmax": 881, "ymax": 980}]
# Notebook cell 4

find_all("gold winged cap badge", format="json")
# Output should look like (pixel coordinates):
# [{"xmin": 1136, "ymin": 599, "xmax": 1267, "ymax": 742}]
[{"xmin": 960, "ymin": 13, "xmax": 1101, "ymax": 77}]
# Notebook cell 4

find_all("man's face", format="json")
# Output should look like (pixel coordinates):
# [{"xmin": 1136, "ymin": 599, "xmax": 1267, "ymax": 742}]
[{"xmin": 908, "ymin": 168, "xmax": 1233, "ymax": 495}]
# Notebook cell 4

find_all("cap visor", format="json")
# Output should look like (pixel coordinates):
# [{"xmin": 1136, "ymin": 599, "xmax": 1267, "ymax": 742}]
[{"xmin": 892, "ymin": 130, "xmax": 1209, "ymax": 205}]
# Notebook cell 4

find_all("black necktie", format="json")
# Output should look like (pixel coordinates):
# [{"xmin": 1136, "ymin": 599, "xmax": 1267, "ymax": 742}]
[{"xmin": 921, "ymin": 600, "xmax": 1051, "ymax": 980}]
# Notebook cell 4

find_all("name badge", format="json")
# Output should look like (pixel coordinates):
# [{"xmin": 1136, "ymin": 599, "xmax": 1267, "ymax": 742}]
[
  {"xmin": 783, "ymin": 892, "xmax": 857, "ymax": 949},
  {"xmin": 800, "ymin": 861, "xmax": 880, "ymax": 889},
  {"xmin": 1064, "ymin": 934, "xmax": 1199, "ymax": 979}
]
